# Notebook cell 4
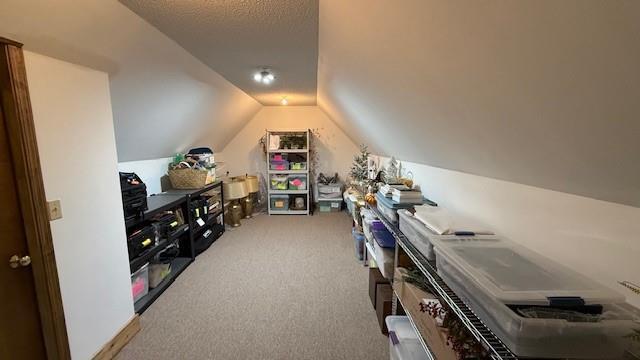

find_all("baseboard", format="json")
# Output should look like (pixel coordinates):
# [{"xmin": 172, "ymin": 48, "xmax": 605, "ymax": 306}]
[{"xmin": 92, "ymin": 315, "xmax": 141, "ymax": 360}]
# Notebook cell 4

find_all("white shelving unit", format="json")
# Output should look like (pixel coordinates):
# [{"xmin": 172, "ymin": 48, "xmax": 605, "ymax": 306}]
[{"xmin": 267, "ymin": 129, "xmax": 310, "ymax": 215}]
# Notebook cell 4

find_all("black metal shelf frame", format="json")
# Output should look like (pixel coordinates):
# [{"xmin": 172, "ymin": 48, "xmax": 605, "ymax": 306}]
[
  {"xmin": 134, "ymin": 257, "xmax": 191, "ymax": 314},
  {"xmin": 125, "ymin": 180, "xmax": 225, "ymax": 314},
  {"xmin": 368, "ymin": 205, "xmax": 519, "ymax": 360}
]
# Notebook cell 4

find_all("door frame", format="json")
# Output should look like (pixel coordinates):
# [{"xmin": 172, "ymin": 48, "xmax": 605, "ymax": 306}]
[{"xmin": 0, "ymin": 37, "xmax": 71, "ymax": 360}]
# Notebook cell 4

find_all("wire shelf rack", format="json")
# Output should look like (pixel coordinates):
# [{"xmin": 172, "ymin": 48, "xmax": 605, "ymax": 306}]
[{"xmin": 368, "ymin": 205, "xmax": 519, "ymax": 360}]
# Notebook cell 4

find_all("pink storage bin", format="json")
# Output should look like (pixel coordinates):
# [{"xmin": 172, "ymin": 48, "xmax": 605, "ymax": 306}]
[
  {"xmin": 131, "ymin": 263, "xmax": 149, "ymax": 303},
  {"xmin": 270, "ymin": 160, "xmax": 289, "ymax": 170}
]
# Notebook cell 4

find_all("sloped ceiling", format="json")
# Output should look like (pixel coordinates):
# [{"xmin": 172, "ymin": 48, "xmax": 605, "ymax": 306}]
[
  {"xmin": 0, "ymin": 0, "xmax": 262, "ymax": 161},
  {"xmin": 120, "ymin": 0, "xmax": 318, "ymax": 106},
  {"xmin": 318, "ymin": 0, "xmax": 640, "ymax": 207}
]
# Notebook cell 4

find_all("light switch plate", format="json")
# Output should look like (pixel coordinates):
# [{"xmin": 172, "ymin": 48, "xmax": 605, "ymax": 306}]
[{"xmin": 47, "ymin": 200, "xmax": 63, "ymax": 221}]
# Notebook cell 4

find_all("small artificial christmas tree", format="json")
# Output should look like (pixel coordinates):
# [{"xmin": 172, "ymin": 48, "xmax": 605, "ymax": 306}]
[
  {"xmin": 385, "ymin": 157, "xmax": 400, "ymax": 184},
  {"xmin": 350, "ymin": 144, "xmax": 370, "ymax": 185}
]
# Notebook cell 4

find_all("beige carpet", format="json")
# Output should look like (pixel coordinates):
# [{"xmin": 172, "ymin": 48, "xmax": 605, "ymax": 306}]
[{"xmin": 118, "ymin": 212, "xmax": 389, "ymax": 360}]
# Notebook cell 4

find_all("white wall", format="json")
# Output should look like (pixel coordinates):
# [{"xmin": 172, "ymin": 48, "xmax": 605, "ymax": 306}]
[
  {"xmin": 319, "ymin": 0, "xmax": 640, "ymax": 207},
  {"xmin": 218, "ymin": 106, "xmax": 359, "ymax": 184},
  {"xmin": 25, "ymin": 52, "xmax": 134, "ymax": 359},
  {"xmin": 375, "ymin": 156, "xmax": 640, "ymax": 308},
  {"xmin": 0, "ymin": 0, "xmax": 261, "ymax": 162},
  {"xmin": 118, "ymin": 157, "xmax": 173, "ymax": 195}
]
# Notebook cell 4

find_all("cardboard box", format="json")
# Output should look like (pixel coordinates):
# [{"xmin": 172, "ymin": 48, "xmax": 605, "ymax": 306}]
[
  {"xmin": 368, "ymin": 267, "xmax": 389, "ymax": 309},
  {"xmin": 394, "ymin": 267, "xmax": 457, "ymax": 360},
  {"xmin": 376, "ymin": 283, "xmax": 393, "ymax": 335}
]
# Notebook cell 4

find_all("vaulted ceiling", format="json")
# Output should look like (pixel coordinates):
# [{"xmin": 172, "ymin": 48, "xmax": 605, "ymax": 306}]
[
  {"xmin": 0, "ymin": 0, "xmax": 262, "ymax": 161},
  {"xmin": 317, "ymin": 0, "xmax": 640, "ymax": 207},
  {"xmin": 2, "ymin": 0, "xmax": 639, "ymax": 207},
  {"xmin": 120, "ymin": 0, "xmax": 318, "ymax": 106}
]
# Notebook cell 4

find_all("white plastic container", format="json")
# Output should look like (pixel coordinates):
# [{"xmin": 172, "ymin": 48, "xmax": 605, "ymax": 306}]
[
  {"xmin": 433, "ymin": 235, "xmax": 638, "ymax": 358},
  {"xmin": 377, "ymin": 200, "xmax": 399, "ymax": 223},
  {"xmin": 398, "ymin": 210, "xmax": 436, "ymax": 261},
  {"xmin": 374, "ymin": 239, "xmax": 394, "ymax": 279},
  {"xmin": 361, "ymin": 208, "xmax": 378, "ymax": 242},
  {"xmin": 385, "ymin": 316, "xmax": 429, "ymax": 360}
]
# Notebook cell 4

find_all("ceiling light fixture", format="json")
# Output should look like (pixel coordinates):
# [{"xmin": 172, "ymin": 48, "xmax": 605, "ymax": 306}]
[
  {"xmin": 280, "ymin": 97, "xmax": 288, "ymax": 106},
  {"xmin": 253, "ymin": 68, "xmax": 275, "ymax": 85}
]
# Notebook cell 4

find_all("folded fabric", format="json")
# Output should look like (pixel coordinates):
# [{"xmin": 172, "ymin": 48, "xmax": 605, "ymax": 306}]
[{"xmin": 412, "ymin": 205, "xmax": 494, "ymax": 235}]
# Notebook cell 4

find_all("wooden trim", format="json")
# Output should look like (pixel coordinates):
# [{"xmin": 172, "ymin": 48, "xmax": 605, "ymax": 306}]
[
  {"xmin": 92, "ymin": 316, "xmax": 141, "ymax": 360},
  {"xmin": 0, "ymin": 36, "xmax": 23, "ymax": 47},
  {"xmin": 0, "ymin": 42, "xmax": 71, "ymax": 359}
]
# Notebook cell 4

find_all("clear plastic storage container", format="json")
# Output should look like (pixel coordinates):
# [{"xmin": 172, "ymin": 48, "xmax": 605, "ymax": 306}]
[
  {"xmin": 361, "ymin": 208, "xmax": 378, "ymax": 241},
  {"xmin": 372, "ymin": 221, "xmax": 395, "ymax": 248},
  {"xmin": 318, "ymin": 198, "xmax": 342, "ymax": 212},
  {"xmin": 433, "ymin": 235, "xmax": 639, "ymax": 358},
  {"xmin": 270, "ymin": 160, "xmax": 289, "ymax": 171},
  {"xmin": 374, "ymin": 240, "xmax": 395, "ymax": 279},
  {"xmin": 270, "ymin": 195, "xmax": 289, "ymax": 210},
  {"xmin": 318, "ymin": 182, "xmax": 343, "ymax": 195},
  {"xmin": 353, "ymin": 228, "xmax": 365, "ymax": 261},
  {"xmin": 385, "ymin": 316, "xmax": 429, "ymax": 360},
  {"xmin": 289, "ymin": 195, "xmax": 307, "ymax": 210},
  {"xmin": 289, "ymin": 162, "xmax": 307, "ymax": 170},
  {"xmin": 270, "ymin": 153, "xmax": 287, "ymax": 162},
  {"xmin": 131, "ymin": 263, "xmax": 149, "ymax": 303},
  {"xmin": 287, "ymin": 175, "xmax": 307, "ymax": 190},
  {"xmin": 398, "ymin": 210, "xmax": 437, "ymax": 261},
  {"xmin": 270, "ymin": 175, "xmax": 288, "ymax": 190}
]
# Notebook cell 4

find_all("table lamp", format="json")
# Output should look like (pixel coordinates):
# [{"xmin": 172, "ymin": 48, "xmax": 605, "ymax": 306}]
[
  {"xmin": 223, "ymin": 178, "xmax": 248, "ymax": 227},
  {"xmin": 233, "ymin": 174, "xmax": 259, "ymax": 218}
]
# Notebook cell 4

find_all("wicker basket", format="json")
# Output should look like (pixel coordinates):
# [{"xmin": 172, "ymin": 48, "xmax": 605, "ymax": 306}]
[{"xmin": 168, "ymin": 168, "xmax": 213, "ymax": 189}]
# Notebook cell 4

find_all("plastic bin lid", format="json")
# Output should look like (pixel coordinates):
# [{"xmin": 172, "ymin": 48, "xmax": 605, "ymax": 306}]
[
  {"xmin": 385, "ymin": 316, "xmax": 428, "ymax": 360},
  {"xmin": 433, "ymin": 235, "xmax": 624, "ymax": 305}
]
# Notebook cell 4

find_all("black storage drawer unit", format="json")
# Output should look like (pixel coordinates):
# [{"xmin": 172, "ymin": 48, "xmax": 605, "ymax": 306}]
[
  {"xmin": 190, "ymin": 198, "xmax": 209, "ymax": 219},
  {"xmin": 127, "ymin": 225, "xmax": 156, "ymax": 260},
  {"xmin": 152, "ymin": 212, "xmax": 180, "ymax": 237},
  {"xmin": 120, "ymin": 172, "xmax": 148, "ymax": 220}
]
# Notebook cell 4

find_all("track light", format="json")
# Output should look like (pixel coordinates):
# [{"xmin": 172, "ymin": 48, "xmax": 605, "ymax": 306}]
[{"xmin": 253, "ymin": 69, "xmax": 275, "ymax": 85}]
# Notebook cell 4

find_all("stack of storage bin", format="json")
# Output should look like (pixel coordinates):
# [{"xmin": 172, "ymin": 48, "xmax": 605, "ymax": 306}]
[
  {"xmin": 398, "ymin": 210, "xmax": 437, "ymax": 261},
  {"xmin": 317, "ymin": 182, "xmax": 344, "ymax": 212},
  {"xmin": 270, "ymin": 175, "xmax": 288, "ymax": 190},
  {"xmin": 270, "ymin": 153, "xmax": 289, "ymax": 170},
  {"xmin": 375, "ymin": 192, "xmax": 416, "ymax": 224},
  {"xmin": 433, "ymin": 235, "xmax": 640, "ymax": 359},
  {"xmin": 371, "ymin": 221, "xmax": 395, "ymax": 278}
]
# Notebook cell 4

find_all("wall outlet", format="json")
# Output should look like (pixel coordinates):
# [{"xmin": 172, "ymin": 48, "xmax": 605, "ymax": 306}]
[{"xmin": 47, "ymin": 200, "xmax": 63, "ymax": 221}]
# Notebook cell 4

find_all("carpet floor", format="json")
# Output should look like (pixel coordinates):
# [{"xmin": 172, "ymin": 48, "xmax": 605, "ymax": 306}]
[{"xmin": 117, "ymin": 212, "xmax": 389, "ymax": 360}]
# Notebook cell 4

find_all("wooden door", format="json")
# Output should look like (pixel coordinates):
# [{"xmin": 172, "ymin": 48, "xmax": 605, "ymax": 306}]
[
  {"xmin": 0, "ymin": 38, "xmax": 70, "ymax": 360},
  {"xmin": 0, "ymin": 96, "xmax": 46, "ymax": 359}
]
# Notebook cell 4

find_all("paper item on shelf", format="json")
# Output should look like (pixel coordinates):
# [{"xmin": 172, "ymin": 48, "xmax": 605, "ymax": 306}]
[
  {"xmin": 376, "ymin": 191, "xmax": 418, "ymax": 209},
  {"xmin": 391, "ymin": 196, "xmax": 423, "ymax": 204},
  {"xmin": 380, "ymin": 183, "xmax": 410, "ymax": 197},
  {"xmin": 391, "ymin": 189, "xmax": 423, "ymax": 203},
  {"xmin": 269, "ymin": 134, "xmax": 280, "ymax": 150},
  {"xmin": 412, "ymin": 205, "xmax": 494, "ymax": 235}
]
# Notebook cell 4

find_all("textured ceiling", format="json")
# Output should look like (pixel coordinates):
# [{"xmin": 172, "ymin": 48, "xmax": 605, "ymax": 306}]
[
  {"xmin": 318, "ymin": 0, "xmax": 640, "ymax": 207},
  {"xmin": 120, "ymin": 0, "xmax": 319, "ymax": 106}
]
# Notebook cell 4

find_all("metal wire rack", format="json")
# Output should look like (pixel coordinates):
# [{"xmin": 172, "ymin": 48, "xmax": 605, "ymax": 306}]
[{"xmin": 369, "ymin": 205, "xmax": 519, "ymax": 360}]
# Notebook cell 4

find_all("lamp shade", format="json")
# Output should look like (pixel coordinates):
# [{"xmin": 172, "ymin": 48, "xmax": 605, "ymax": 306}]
[
  {"xmin": 233, "ymin": 175, "xmax": 259, "ymax": 193},
  {"xmin": 223, "ymin": 179, "xmax": 248, "ymax": 200}
]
